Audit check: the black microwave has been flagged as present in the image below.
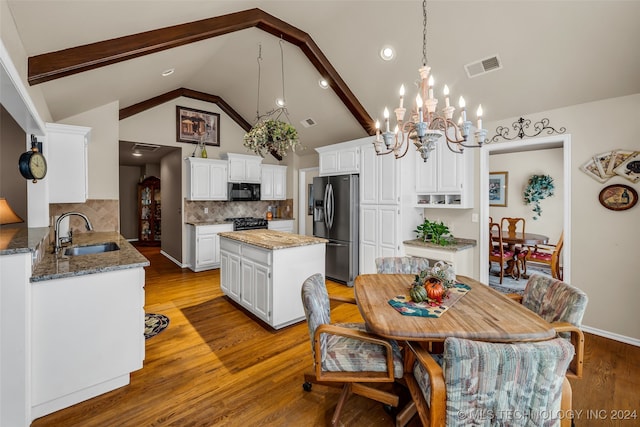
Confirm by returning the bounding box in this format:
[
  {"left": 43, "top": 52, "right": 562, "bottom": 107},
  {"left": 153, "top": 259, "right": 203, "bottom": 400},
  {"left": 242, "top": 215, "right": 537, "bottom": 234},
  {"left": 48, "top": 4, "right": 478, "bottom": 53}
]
[{"left": 228, "top": 182, "right": 261, "bottom": 201}]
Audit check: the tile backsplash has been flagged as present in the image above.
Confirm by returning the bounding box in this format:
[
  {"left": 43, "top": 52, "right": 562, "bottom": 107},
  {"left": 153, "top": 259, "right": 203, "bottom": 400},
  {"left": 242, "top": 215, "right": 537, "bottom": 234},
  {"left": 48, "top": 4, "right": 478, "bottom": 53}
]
[
  {"left": 49, "top": 199, "right": 119, "bottom": 233},
  {"left": 185, "top": 199, "right": 293, "bottom": 223}
]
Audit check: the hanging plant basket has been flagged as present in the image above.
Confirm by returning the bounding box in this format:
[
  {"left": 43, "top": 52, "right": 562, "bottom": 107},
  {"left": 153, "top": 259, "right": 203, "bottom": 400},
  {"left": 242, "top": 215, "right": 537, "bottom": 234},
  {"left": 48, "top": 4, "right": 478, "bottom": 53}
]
[
  {"left": 243, "top": 119, "right": 300, "bottom": 158},
  {"left": 523, "top": 174, "right": 555, "bottom": 219}
]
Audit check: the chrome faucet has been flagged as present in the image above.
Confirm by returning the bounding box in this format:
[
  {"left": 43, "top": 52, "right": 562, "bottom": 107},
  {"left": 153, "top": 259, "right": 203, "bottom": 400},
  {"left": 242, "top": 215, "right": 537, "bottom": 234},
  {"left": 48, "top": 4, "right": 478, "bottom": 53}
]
[{"left": 53, "top": 212, "right": 93, "bottom": 254}]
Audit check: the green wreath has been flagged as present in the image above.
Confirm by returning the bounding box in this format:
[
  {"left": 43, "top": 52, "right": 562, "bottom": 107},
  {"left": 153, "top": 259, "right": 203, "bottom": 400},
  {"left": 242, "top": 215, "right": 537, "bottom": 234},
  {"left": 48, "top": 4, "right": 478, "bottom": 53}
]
[{"left": 523, "top": 174, "right": 555, "bottom": 220}]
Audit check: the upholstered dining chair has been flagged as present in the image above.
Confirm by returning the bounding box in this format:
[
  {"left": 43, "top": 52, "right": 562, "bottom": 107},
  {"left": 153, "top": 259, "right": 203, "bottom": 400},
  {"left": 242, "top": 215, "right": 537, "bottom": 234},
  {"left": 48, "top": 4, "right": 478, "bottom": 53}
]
[
  {"left": 489, "top": 222, "right": 520, "bottom": 284},
  {"left": 526, "top": 231, "right": 564, "bottom": 279},
  {"left": 375, "top": 256, "right": 430, "bottom": 274},
  {"left": 398, "top": 337, "right": 575, "bottom": 427},
  {"left": 300, "top": 273, "right": 403, "bottom": 426},
  {"left": 509, "top": 274, "right": 588, "bottom": 379}
]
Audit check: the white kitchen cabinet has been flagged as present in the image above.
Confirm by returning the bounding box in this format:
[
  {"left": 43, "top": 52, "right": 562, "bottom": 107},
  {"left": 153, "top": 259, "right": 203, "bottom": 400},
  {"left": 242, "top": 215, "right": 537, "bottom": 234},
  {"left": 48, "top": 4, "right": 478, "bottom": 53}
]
[
  {"left": 46, "top": 122, "right": 90, "bottom": 203},
  {"left": 187, "top": 223, "right": 234, "bottom": 272},
  {"left": 268, "top": 219, "right": 294, "bottom": 233},
  {"left": 220, "top": 235, "right": 325, "bottom": 329},
  {"left": 186, "top": 157, "right": 228, "bottom": 200},
  {"left": 360, "top": 204, "right": 400, "bottom": 274},
  {"left": 221, "top": 153, "right": 262, "bottom": 183},
  {"left": 261, "top": 164, "right": 287, "bottom": 200},
  {"left": 316, "top": 139, "right": 363, "bottom": 176},
  {"left": 414, "top": 141, "right": 474, "bottom": 208},
  {"left": 360, "top": 140, "right": 399, "bottom": 205},
  {"left": 31, "top": 267, "right": 145, "bottom": 419}
]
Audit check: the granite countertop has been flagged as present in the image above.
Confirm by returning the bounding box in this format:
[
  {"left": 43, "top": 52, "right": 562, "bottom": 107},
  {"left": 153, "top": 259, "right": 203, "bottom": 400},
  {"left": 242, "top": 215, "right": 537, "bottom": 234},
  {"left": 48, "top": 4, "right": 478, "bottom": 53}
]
[
  {"left": 31, "top": 231, "right": 149, "bottom": 282},
  {"left": 0, "top": 227, "right": 50, "bottom": 255},
  {"left": 219, "top": 229, "right": 327, "bottom": 250},
  {"left": 403, "top": 237, "right": 477, "bottom": 252}
]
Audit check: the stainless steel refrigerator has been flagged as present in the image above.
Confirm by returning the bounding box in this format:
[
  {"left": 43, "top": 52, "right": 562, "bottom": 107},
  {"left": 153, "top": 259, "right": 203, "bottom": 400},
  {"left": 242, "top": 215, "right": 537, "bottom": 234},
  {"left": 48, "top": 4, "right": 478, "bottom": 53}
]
[{"left": 313, "top": 174, "right": 359, "bottom": 286}]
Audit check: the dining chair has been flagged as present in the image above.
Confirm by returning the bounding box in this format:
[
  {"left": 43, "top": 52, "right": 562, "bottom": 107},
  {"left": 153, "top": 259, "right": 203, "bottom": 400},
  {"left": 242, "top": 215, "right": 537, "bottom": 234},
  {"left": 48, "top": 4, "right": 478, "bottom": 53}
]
[
  {"left": 509, "top": 274, "right": 588, "bottom": 379},
  {"left": 526, "top": 231, "right": 564, "bottom": 279},
  {"left": 375, "top": 256, "right": 430, "bottom": 274},
  {"left": 500, "top": 216, "right": 529, "bottom": 276},
  {"left": 398, "top": 337, "right": 574, "bottom": 427},
  {"left": 300, "top": 273, "right": 403, "bottom": 426},
  {"left": 489, "top": 222, "right": 519, "bottom": 284}
]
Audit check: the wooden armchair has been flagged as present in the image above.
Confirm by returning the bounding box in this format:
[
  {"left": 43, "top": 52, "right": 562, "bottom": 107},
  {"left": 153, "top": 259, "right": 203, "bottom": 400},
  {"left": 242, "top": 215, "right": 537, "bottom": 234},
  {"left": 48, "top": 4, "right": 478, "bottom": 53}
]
[
  {"left": 300, "top": 274, "right": 403, "bottom": 426},
  {"left": 507, "top": 273, "right": 588, "bottom": 379},
  {"left": 399, "top": 337, "right": 574, "bottom": 427},
  {"left": 526, "top": 231, "right": 564, "bottom": 279}
]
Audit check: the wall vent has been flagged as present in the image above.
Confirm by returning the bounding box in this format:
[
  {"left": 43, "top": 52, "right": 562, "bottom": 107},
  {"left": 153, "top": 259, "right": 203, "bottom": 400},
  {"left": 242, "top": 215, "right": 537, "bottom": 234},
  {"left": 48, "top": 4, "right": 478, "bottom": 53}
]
[
  {"left": 464, "top": 54, "right": 502, "bottom": 78},
  {"left": 300, "top": 117, "right": 317, "bottom": 128},
  {"left": 132, "top": 143, "right": 161, "bottom": 152}
]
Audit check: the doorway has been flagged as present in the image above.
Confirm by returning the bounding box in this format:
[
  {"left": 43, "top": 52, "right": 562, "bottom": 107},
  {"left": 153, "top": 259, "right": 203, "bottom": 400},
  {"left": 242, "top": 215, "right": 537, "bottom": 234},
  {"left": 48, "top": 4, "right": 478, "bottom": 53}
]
[
  {"left": 479, "top": 134, "right": 571, "bottom": 284},
  {"left": 298, "top": 167, "right": 319, "bottom": 236}
]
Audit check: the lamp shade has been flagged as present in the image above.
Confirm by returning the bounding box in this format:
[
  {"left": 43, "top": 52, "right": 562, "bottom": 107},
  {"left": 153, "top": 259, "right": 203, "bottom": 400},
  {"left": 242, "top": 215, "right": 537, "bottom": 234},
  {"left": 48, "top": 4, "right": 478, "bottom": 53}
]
[{"left": 0, "top": 198, "right": 24, "bottom": 225}]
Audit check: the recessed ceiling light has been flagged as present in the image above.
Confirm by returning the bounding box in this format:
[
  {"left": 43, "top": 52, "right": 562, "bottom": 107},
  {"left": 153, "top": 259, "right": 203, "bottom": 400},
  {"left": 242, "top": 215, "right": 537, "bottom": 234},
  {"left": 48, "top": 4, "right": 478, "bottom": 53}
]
[
  {"left": 275, "top": 98, "right": 286, "bottom": 107},
  {"left": 380, "top": 46, "right": 395, "bottom": 61},
  {"left": 132, "top": 151, "right": 142, "bottom": 157},
  {"left": 161, "top": 68, "right": 175, "bottom": 77},
  {"left": 318, "top": 78, "right": 329, "bottom": 89}
]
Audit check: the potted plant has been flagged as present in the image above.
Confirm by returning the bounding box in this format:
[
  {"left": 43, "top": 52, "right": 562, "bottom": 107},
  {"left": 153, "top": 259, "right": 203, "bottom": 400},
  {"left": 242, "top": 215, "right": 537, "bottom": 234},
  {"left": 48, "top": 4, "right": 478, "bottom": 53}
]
[
  {"left": 523, "top": 174, "right": 555, "bottom": 219},
  {"left": 243, "top": 119, "right": 300, "bottom": 158},
  {"left": 414, "top": 219, "right": 453, "bottom": 246}
]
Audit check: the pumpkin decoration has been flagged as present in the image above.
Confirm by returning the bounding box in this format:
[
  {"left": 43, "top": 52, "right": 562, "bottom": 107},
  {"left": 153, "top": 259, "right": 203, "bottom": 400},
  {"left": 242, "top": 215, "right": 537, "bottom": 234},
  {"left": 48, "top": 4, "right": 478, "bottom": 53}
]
[
  {"left": 409, "top": 276, "right": 429, "bottom": 303},
  {"left": 424, "top": 277, "right": 445, "bottom": 303}
]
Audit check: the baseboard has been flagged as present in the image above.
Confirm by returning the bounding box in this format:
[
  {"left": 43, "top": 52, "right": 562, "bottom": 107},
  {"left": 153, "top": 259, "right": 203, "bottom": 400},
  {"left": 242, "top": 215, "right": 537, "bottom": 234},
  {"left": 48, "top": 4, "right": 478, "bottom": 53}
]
[
  {"left": 160, "top": 250, "right": 187, "bottom": 268},
  {"left": 581, "top": 325, "right": 640, "bottom": 347}
]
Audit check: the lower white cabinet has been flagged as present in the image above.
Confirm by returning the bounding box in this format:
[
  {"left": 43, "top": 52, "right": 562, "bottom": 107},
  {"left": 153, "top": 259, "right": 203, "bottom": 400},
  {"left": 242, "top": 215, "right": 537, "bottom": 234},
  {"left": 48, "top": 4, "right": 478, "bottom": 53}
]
[
  {"left": 220, "top": 236, "right": 325, "bottom": 329},
  {"left": 267, "top": 219, "right": 294, "bottom": 233},
  {"left": 188, "top": 223, "right": 234, "bottom": 271},
  {"left": 31, "top": 268, "right": 145, "bottom": 420},
  {"left": 360, "top": 205, "right": 400, "bottom": 274}
]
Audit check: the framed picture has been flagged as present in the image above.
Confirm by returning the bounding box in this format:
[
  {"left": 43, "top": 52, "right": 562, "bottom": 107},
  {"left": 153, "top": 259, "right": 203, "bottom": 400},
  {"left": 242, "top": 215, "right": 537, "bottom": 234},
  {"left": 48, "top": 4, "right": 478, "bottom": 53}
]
[
  {"left": 489, "top": 171, "right": 508, "bottom": 207},
  {"left": 598, "top": 184, "right": 638, "bottom": 211},
  {"left": 176, "top": 106, "right": 220, "bottom": 146}
]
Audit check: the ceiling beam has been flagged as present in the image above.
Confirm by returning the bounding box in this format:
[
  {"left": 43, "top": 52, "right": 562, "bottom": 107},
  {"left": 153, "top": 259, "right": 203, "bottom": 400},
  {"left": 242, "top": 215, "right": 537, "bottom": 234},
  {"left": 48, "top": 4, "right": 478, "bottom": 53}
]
[{"left": 28, "top": 8, "right": 374, "bottom": 135}]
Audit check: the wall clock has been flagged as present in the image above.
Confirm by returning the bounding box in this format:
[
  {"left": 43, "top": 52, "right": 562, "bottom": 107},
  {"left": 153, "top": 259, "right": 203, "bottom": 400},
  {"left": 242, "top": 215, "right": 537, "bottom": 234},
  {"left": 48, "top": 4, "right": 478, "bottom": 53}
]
[{"left": 18, "top": 136, "right": 47, "bottom": 183}]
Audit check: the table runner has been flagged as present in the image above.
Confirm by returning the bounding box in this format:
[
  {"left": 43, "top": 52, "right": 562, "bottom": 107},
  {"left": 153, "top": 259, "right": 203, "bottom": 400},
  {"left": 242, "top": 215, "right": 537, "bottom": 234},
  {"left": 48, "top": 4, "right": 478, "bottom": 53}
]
[{"left": 388, "top": 283, "right": 471, "bottom": 318}]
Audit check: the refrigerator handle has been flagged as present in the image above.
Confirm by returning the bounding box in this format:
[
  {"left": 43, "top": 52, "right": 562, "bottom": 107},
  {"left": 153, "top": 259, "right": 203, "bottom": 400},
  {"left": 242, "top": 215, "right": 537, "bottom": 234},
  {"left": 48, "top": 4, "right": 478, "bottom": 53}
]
[
  {"left": 328, "top": 183, "right": 335, "bottom": 229},
  {"left": 323, "top": 183, "right": 331, "bottom": 230}
]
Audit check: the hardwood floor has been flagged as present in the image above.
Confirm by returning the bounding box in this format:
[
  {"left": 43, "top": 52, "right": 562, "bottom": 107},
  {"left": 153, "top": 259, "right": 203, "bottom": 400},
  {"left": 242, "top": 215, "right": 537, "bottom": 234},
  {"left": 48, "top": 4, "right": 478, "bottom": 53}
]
[{"left": 32, "top": 246, "right": 639, "bottom": 426}]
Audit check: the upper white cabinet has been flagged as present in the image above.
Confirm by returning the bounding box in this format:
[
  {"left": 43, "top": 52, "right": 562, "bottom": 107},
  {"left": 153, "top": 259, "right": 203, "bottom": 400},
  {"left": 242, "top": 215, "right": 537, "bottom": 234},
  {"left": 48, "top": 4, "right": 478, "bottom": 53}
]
[
  {"left": 316, "top": 138, "right": 365, "bottom": 176},
  {"left": 46, "top": 122, "right": 90, "bottom": 203},
  {"left": 186, "top": 157, "right": 228, "bottom": 201},
  {"left": 221, "top": 153, "right": 262, "bottom": 183},
  {"left": 360, "top": 140, "right": 399, "bottom": 205},
  {"left": 261, "top": 164, "right": 287, "bottom": 200},
  {"left": 414, "top": 141, "right": 474, "bottom": 208}
]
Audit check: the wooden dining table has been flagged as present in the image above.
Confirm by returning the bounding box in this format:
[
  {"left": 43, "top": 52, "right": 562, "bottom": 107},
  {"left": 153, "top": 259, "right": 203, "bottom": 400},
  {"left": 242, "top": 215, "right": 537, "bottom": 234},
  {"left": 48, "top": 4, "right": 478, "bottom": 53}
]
[{"left": 354, "top": 274, "right": 556, "bottom": 343}]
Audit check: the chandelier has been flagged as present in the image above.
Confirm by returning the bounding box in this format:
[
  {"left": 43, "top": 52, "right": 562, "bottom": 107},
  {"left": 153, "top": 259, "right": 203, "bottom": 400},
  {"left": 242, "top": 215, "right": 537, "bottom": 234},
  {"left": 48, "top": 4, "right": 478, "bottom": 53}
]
[{"left": 374, "top": 0, "right": 487, "bottom": 162}]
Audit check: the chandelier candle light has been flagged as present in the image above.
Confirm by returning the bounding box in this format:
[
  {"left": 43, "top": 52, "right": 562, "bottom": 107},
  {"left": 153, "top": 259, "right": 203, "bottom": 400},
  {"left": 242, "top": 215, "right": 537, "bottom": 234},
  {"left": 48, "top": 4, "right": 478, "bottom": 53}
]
[{"left": 374, "top": 0, "right": 488, "bottom": 162}]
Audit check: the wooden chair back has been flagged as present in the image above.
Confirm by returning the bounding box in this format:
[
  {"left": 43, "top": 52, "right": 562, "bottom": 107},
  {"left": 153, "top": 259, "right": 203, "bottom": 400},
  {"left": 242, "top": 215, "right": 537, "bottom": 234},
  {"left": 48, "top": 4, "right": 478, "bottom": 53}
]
[
  {"left": 489, "top": 222, "right": 516, "bottom": 284},
  {"left": 501, "top": 216, "right": 526, "bottom": 236}
]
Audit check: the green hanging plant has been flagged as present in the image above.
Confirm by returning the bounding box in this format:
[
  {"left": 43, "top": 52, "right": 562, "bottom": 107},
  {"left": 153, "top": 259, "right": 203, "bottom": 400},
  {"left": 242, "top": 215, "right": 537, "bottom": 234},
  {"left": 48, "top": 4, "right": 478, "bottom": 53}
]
[
  {"left": 523, "top": 174, "right": 555, "bottom": 220},
  {"left": 243, "top": 119, "right": 300, "bottom": 158}
]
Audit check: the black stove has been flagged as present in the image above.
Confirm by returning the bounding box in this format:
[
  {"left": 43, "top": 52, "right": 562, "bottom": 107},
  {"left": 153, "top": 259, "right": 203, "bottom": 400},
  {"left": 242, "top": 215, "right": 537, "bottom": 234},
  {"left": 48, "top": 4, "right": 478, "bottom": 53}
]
[{"left": 225, "top": 217, "right": 268, "bottom": 231}]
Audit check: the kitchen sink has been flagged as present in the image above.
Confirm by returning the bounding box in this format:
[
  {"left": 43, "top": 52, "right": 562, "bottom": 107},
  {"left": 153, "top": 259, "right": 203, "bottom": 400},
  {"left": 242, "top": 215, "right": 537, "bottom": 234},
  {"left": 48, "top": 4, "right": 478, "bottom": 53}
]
[{"left": 64, "top": 242, "right": 120, "bottom": 256}]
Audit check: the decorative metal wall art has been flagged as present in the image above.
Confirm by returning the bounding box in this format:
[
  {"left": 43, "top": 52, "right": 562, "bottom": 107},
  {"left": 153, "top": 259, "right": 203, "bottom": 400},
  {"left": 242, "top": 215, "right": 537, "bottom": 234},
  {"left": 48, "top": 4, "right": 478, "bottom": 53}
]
[{"left": 487, "top": 117, "right": 566, "bottom": 143}]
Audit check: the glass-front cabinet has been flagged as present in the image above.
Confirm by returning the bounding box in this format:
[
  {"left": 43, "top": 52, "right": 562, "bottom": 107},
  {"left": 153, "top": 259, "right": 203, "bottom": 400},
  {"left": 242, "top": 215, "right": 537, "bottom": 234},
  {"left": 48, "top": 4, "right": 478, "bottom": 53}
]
[{"left": 138, "top": 176, "right": 161, "bottom": 245}]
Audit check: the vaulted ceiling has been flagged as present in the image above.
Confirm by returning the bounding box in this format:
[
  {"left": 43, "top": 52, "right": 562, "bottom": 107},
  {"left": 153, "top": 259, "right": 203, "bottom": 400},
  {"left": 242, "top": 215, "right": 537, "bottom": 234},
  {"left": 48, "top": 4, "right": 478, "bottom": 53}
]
[{"left": 7, "top": 1, "right": 640, "bottom": 157}]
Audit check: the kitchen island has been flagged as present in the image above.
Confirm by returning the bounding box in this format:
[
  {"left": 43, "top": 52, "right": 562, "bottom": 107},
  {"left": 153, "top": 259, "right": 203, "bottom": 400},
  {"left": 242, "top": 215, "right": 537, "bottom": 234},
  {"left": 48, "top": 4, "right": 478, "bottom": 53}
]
[{"left": 219, "top": 229, "right": 327, "bottom": 329}]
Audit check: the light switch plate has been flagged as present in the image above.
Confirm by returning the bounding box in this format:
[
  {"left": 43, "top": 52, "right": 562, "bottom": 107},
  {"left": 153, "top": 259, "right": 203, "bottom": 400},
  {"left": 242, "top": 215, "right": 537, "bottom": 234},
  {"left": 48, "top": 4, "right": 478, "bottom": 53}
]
[{"left": 471, "top": 213, "right": 478, "bottom": 223}]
